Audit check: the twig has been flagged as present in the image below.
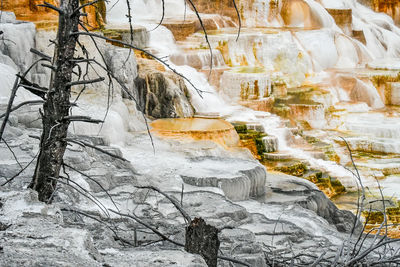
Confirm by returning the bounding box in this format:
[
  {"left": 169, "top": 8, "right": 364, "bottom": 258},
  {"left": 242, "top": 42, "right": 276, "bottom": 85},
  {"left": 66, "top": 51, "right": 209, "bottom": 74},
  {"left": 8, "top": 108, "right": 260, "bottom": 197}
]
[
  {"left": 61, "top": 207, "right": 134, "bottom": 247},
  {"left": 37, "top": 1, "right": 63, "bottom": 14},
  {"left": 52, "top": 176, "right": 110, "bottom": 218},
  {"left": 1, "top": 137, "right": 22, "bottom": 168},
  {"left": 135, "top": 185, "right": 191, "bottom": 224},
  {"left": 65, "top": 77, "right": 105, "bottom": 87},
  {"left": 149, "top": 0, "right": 165, "bottom": 31},
  {"left": 1, "top": 151, "right": 38, "bottom": 186},
  {"left": 65, "top": 138, "right": 128, "bottom": 162},
  {"left": 69, "top": 31, "right": 206, "bottom": 96},
  {"left": 63, "top": 162, "right": 120, "bottom": 212},
  {"left": 29, "top": 48, "right": 52, "bottom": 61},
  {"left": 231, "top": 0, "right": 241, "bottom": 41},
  {"left": 0, "top": 74, "right": 20, "bottom": 142},
  {"left": 185, "top": 0, "right": 213, "bottom": 77},
  {"left": 72, "top": 0, "right": 99, "bottom": 16},
  {"left": 62, "top": 115, "right": 103, "bottom": 124},
  {"left": 0, "top": 100, "right": 44, "bottom": 119},
  {"left": 109, "top": 209, "right": 184, "bottom": 247}
]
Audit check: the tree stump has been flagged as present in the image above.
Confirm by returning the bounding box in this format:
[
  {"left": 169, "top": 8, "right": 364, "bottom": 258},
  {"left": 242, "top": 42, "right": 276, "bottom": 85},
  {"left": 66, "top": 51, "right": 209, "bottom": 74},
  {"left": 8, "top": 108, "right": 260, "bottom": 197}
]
[{"left": 185, "top": 217, "right": 220, "bottom": 267}]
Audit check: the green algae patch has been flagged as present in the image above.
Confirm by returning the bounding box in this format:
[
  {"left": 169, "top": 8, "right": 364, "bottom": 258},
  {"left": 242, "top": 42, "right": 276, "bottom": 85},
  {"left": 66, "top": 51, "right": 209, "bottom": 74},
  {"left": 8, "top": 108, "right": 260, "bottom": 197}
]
[
  {"left": 273, "top": 161, "right": 307, "bottom": 177},
  {"left": 239, "top": 130, "right": 267, "bottom": 156},
  {"left": 232, "top": 122, "right": 268, "bottom": 159},
  {"left": 304, "top": 171, "right": 346, "bottom": 198},
  {"left": 232, "top": 122, "right": 248, "bottom": 134}
]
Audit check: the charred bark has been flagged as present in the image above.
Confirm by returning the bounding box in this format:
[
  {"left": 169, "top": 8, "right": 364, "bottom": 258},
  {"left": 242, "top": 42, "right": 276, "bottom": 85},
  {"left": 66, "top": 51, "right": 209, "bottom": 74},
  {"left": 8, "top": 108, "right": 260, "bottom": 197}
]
[
  {"left": 185, "top": 217, "right": 220, "bottom": 267},
  {"left": 29, "top": 0, "right": 80, "bottom": 202}
]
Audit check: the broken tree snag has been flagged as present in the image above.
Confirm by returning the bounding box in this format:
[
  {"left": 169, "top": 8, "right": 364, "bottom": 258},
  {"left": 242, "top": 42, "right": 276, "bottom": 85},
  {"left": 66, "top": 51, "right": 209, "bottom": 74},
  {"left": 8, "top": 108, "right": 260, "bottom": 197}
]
[
  {"left": 29, "top": 0, "right": 81, "bottom": 203},
  {"left": 185, "top": 217, "right": 220, "bottom": 267}
]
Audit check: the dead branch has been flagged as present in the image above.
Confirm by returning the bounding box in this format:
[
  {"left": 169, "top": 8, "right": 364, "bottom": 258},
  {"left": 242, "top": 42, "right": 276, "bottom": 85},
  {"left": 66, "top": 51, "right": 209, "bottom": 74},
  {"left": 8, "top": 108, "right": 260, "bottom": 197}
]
[
  {"left": 41, "top": 63, "right": 57, "bottom": 71},
  {"left": 345, "top": 239, "right": 400, "bottom": 266},
  {"left": 61, "top": 207, "right": 134, "bottom": 246},
  {"left": 0, "top": 100, "right": 44, "bottom": 119},
  {"left": 1, "top": 137, "right": 22, "bottom": 168},
  {"left": 69, "top": 31, "right": 207, "bottom": 96},
  {"left": 72, "top": 0, "right": 100, "bottom": 16},
  {"left": 231, "top": 0, "right": 241, "bottom": 41},
  {"left": 185, "top": 0, "right": 213, "bottom": 76},
  {"left": 18, "top": 84, "right": 48, "bottom": 99},
  {"left": 62, "top": 115, "right": 103, "bottom": 124},
  {"left": 1, "top": 151, "right": 38, "bottom": 186},
  {"left": 29, "top": 48, "right": 52, "bottom": 61},
  {"left": 110, "top": 209, "right": 251, "bottom": 266},
  {"left": 63, "top": 162, "right": 120, "bottom": 212},
  {"left": 0, "top": 74, "right": 20, "bottom": 142},
  {"left": 37, "top": 1, "right": 63, "bottom": 14},
  {"left": 65, "top": 138, "right": 128, "bottom": 162},
  {"left": 109, "top": 209, "right": 184, "bottom": 247},
  {"left": 149, "top": 0, "right": 165, "bottom": 31},
  {"left": 51, "top": 176, "right": 110, "bottom": 218},
  {"left": 135, "top": 185, "right": 191, "bottom": 224},
  {"left": 65, "top": 77, "right": 105, "bottom": 87},
  {"left": 218, "top": 255, "right": 251, "bottom": 267}
]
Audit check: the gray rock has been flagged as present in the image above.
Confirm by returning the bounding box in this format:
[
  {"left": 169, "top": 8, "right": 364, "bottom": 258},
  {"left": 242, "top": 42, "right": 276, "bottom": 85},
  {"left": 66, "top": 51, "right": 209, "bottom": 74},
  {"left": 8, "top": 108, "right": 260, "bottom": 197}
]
[
  {"left": 219, "top": 228, "right": 266, "bottom": 267},
  {"left": 102, "top": 249, "right": 207, "bottom": 267},
  {"left": 264, "top": 173, "right": 358, "bottom": 233},
  {"left": 0, "top": 54, "right": 18, "bottom": 70},
  {"left": 0, "top": 11, "right": 16, "bottom": 23},
  {"left": 0, "top": 21, "right": 36, "bottom": 75},
  {"left": 16, "top": 107, "right": 42, "bottom": 129},
  {"left": 103, "top": 45, "right": 138, "bottom": 99},
  {"left": 135, "top": 59, "right": 194, "bottom": 118},
  {"left": 180, "top": 157, "right": 266, "bottom": 201}
]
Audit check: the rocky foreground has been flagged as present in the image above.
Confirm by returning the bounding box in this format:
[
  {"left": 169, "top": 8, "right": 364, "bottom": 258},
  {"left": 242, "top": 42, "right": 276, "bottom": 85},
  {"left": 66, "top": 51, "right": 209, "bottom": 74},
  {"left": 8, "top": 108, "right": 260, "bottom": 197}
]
[
  {"left": 0, "top": 7, "right": 399, "bottom": 266},
  {"left": 1, "top": 106, "right": 395, "bottom": 267}
]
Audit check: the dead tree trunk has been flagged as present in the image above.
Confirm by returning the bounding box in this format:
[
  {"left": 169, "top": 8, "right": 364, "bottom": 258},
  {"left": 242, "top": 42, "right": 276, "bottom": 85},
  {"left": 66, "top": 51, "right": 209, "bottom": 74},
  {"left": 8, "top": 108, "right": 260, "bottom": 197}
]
[
  {"left": 185, "top": 217, "right": 220, "bottom": 267},
  {"left": 29, "top": 0, "right": 80, "bottom": 202}
]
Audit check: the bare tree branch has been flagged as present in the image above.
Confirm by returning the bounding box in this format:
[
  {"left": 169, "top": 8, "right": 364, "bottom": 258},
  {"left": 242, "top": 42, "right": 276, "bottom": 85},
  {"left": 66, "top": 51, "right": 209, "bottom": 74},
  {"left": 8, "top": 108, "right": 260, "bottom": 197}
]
[
  {"left": 0, "top": 74, "right": 20, "bottom": 142},
  {"left": 37, "top": 1, "right": 63, "bottom": 14},
  {"left": 135, "top": 185, "right": 191, "bottom": 224},
  {"left": 65, "top": 138, "right": 128, "bottom": 162},
  {"left": 69, "top": 31, "right": 207, "bottom": 96}
]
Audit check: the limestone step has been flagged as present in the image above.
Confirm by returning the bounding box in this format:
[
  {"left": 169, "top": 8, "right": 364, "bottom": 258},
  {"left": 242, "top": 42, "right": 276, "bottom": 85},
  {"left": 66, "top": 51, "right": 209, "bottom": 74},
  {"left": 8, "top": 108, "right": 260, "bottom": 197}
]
[
  {"left": 194, "top": 112, "right": 221, "bottom": 119},
  {"left": 180, "top": 157, "right": 266, "bottom": 201},
  {"left": 263, "top": 151, "right": 294, "bottom": 161}
]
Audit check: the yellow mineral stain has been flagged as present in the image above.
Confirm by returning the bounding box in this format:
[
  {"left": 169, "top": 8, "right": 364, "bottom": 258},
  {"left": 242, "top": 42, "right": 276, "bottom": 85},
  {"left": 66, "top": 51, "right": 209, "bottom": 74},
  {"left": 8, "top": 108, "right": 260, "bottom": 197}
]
[
  {"left": 151, "top": 118, "right": 240, "bottom": 147},
  {"left": 280, "top": 0, "right": 321, "bottom": 29},
  {"left": 216, "top": 41, "right": 231, "bottom": 67}
]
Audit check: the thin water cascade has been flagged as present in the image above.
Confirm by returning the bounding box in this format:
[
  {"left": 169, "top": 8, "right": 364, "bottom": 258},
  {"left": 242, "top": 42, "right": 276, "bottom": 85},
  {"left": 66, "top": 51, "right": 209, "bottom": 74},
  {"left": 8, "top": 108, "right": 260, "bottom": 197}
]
[
  {"left": 102, "top": 0, "right": 400, "bottom": 193},
  {"left": 4, "top": 3, "right": 400, "bottom": 264}
]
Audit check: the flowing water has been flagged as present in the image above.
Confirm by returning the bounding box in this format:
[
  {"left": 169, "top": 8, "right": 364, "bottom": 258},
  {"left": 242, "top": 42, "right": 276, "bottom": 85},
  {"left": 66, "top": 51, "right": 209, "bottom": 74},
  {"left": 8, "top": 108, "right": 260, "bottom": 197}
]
[
  {"left": 101, "top": 0, "right": 400, "bottom": 198},
  {"left": 1, "top": 1, "right": 399, "bottom": 225}
]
